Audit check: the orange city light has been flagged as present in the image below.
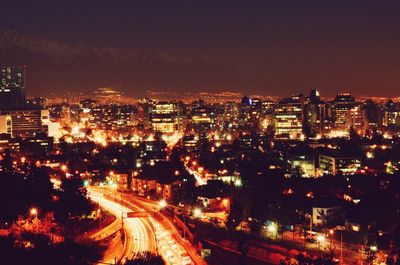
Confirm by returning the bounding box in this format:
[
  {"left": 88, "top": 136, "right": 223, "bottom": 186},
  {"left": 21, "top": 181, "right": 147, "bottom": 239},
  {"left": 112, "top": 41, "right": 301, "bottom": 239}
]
[{"left": 30, "top": 207, "right": 38, "bottom": 216}]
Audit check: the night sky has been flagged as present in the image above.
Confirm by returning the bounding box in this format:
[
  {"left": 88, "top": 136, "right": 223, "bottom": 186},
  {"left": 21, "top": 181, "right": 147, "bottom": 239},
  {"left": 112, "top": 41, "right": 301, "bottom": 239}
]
[{"left": 1, "top": 1, "right": 400, "bottom": 97}]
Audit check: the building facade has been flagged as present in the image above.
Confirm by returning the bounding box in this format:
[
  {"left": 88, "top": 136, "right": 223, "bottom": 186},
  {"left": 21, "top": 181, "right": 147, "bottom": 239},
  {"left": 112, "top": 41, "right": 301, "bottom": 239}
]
[
  {"left": 274, "top": 95, "right": 304, "bottom": 139},
  {"left": 0, "top": 66, "right": 26, "bottom": 110},
  {"left": 150, "top": 102, "right": 180, "bottom": 133}
]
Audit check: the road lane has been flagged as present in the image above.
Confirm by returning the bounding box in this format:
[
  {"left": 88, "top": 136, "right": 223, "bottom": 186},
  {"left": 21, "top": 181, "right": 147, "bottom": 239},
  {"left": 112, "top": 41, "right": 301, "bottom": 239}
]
[
  {"left": 88, "top": 190, "right": 156, "bottom": 264},
  {"left": 90, "top": 186, "right": 199, "bottom": 265}
]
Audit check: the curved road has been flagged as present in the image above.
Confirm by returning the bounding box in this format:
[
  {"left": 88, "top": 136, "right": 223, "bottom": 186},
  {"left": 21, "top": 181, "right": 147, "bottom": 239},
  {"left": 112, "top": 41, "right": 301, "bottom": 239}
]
[
  {"left": 89, "top": 187, "right": 198, "bottom": 265},
  {"left": 88, "top": 189, "right": 157, "bottom": 264}
]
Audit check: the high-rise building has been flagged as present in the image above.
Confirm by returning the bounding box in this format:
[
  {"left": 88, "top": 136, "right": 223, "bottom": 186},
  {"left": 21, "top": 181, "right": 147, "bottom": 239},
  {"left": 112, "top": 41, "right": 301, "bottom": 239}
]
[
  {"left": 332, "top": 93, "right": 366, "bottom": 133},
  {"left": 150, "top": 102, "right": 181, "bottom": 134},
  {"left": 274, "top": 95, "right": 304, "bottom": 139},
  {"left": 5, "top": 109, "right": 45, "bottom": 137},
  {"left": 382, "top": 100, "right": 400, "bottom": 127},
  {"left": 239, "top": 96, "right": 251, "bottom": 123},
  {"left": 332, "top": 93, "right": 355, "bottom": 130},
  {"left": 362, "top": 100, "right": 382, "bottom": 128},
  {"left": 0, "top": 66, "right": 26, "bottom": 110},
  {"left": 190, "top": 100, "right": 215, "bottom": 131},
  {"left": 303, "top": 90, "right": 330, "bottom": 137},
  {"left": 89, "top": 104, "right": 135, "bottom": 130}
]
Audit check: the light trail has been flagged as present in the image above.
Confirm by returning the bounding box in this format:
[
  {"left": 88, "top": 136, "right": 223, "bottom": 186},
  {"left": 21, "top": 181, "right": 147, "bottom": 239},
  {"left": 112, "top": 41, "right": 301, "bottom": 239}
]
[
  {"left": 88, "top": 191, "right": 156, "bottom": 264},
  {"left": 89, "top": 188, "right": 196, "bottom": 265},
  {"left": 184, "top": 164, "right": 207, "bottom": 186}
]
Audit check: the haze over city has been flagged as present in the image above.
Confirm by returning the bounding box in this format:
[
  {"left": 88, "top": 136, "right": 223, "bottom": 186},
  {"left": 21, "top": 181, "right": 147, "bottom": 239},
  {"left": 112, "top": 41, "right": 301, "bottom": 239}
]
[{"left": 2, "top": 1, "right": 400, "bottom": 97}]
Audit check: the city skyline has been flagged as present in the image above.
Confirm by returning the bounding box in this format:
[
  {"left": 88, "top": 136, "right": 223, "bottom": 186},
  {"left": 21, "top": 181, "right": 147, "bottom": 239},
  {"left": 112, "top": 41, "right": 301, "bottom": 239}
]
[
  {"left": 2, "top": 2, "right": 400, "bottom": 265},
  {"left": 2, "top": 1, "right": 400, "bottom": 97}
]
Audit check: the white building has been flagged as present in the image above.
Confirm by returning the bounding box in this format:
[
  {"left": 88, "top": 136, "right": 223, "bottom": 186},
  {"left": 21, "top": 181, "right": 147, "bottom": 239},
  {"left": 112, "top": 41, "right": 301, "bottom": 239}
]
[
  {"left": 0, "top": 115, "right": 12, "bottom": 135},
  {"left": 312, "top": 205, "right": 341, "bottom": 226}
]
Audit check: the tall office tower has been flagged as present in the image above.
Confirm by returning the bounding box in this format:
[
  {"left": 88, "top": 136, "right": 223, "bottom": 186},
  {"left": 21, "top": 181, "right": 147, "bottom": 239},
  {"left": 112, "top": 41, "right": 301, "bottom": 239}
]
[
  {"left": 362, "top": 100, "right": 382, "bottom": 128},
  {"left": 333, "top": 93, "right": 366, "bottom": 133},
  {"left": 239, "top": 96, "right": 251, "bottom": 123},
  {"left": 260, "top": 100, "right": 276, "bottom": 131},
  {"left": 190, "top": 100, "right": 215, "bottom": 131},
  {"left": 0, "top": 66, "right": 26, "bottom": 110},
  {"left": 382, "top": 100, "right": 400, "bottom": 127},
  {"left": 248, "top": 97, "right": 262, "bottom": 126},
  {"left": 332, "top": 93, "right": 356, "bottom": 130},
  {"left": 150, "top": 102, "right": 181, "bottom": 134},
  {"left": 274, "top": 94, "right": 304, "bottom": 139},
  {"left": 223, "top": 101, "right": 238, "bottom": 120},
  {"left": 303, "top": 89, "right": 329, "bottom": 137}
]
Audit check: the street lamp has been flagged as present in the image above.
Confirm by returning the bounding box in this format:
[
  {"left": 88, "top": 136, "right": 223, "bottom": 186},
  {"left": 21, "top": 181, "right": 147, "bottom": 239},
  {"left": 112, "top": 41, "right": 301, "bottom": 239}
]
[
  {"left": 317, "top": 234, "right": 325, "bottom": 254},
  {"left": 61, "top": 164, "right": 67, "bottom": 172},
  {"left": 366, "top": 151, "right": 374, "bottom": 159},
  {"left": 267, "top": 223, "right": 277, "bottom": 233},
  {"left": 30, "top": 207, "right": 38, "bottom": 218},
  {"left": 370, "top": 245, "right": 377, "bottom": 252},
  {"left": 267, "top": 223, "right": 278, "bottom": 239},
  {"left": 369, "top": 245, "right": 378, "bottom": 263},
  {"left": 234, "top": 178, "right": 242, "bottom": 188},
  {"left": 159, "top": 199, "right": 167, "bottom": 209},
  {"left": 329, "top": 229, "right": 334, "bottom": 250},
  {"left": 193, "top": 208, "right": 202, "bottom": 218}
]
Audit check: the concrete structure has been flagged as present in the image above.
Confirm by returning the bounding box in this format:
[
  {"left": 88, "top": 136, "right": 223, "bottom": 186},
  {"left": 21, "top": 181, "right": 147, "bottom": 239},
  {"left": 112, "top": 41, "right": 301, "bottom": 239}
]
[
  {"left": 274, "top": 95, "right": 304, "bottom": 139},
  {"left": 0, "top": 115, "right": 12, "bottom": 135},
  {"left": 312, "top": 205, "right": 341, "bottom": 226},
  {"left": 0, "top": 66, "right": 26, "bottom": 110},
  {"left": 6, "top": 109, "right": 44, "bottom": 137},
  {"left": 150, "top": 102, "right": 180, "bottom": 133},
  {"left": 319, "top": 152, "right": 361, "bottom": 175}
]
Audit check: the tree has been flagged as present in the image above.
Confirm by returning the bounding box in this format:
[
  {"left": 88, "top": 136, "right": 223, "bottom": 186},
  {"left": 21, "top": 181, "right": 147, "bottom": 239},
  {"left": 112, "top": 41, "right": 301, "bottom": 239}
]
[
  {"left": 226, "top": 199, "right": 243, "bottom": 230},
  {"left": 1, "top": 148, "right": 13, "bottom": 171},
  {"left": 125, "top": 252, "right": 165, "bottom": 265}
]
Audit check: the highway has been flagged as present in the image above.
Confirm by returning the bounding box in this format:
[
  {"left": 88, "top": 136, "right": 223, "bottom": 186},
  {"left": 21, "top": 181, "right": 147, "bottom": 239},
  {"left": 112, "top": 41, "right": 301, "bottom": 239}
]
[
  {"left": 113, "top": 190, "right": 206, "bottom": 265},
  {"left": 88, "top": 189, "right": 157, "bottom": 264},
  {"left": 89, "top": 187, "right": 196, "bottom": 265}
]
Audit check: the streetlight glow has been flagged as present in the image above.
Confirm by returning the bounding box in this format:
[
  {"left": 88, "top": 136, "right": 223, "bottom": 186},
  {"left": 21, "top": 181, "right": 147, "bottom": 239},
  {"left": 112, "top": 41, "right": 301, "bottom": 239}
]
[
  {"left": 159, "top": 199, "right": 167, "bottom": 209},
  {"left": 317, "top": 234, "right": 326, "bottom": 242},
  {"left": 30, "top": 207, "right": 38, "bottom": 217},
  {"left": 267, "top": 223, "right": 277, "bottom": 233},
  {"left": 193, "top": 208, "right": 202, "bottom": 218},
  {"left": 61, "top": 164, "right": 67, "bottom": 172},
  {"left": 234, "top": 178, "right": 242, "bottom": 187}
]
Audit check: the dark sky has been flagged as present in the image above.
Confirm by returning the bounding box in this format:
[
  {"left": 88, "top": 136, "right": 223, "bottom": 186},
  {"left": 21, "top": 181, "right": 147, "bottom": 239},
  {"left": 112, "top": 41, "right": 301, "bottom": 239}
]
[{"left": 1, "top": 1, "right": 400, "bottom": 97}]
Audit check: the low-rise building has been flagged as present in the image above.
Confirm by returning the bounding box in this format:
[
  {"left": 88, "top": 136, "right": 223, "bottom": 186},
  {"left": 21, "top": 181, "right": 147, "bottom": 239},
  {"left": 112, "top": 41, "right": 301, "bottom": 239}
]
[
  {"left": 155, "top": 179, "right": 185, "bottom": 203},
  {"left": 131, "top": 175, "right": 157, "bottom": 195},
  {"left": 318, "top": 150, "right": 361, "bottom": 175},
  {"left": 312, "top": 204, "right": 341, "bottom": 226}
]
